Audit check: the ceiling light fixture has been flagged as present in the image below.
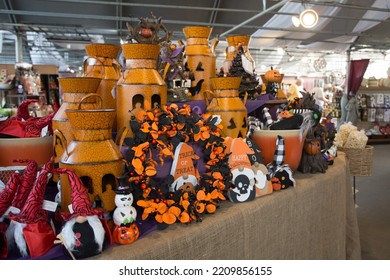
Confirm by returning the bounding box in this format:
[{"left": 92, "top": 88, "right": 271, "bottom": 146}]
[
  {"left": 291, "top": 7, "right": 319, "bottom": 29},
  {"left": 299, "top": 9, "right": 319, "bottom": 28}
]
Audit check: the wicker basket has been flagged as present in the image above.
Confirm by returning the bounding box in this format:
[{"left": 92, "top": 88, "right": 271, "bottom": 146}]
[
  {"left": 338, "top": 145, "right": 374, "bottom": 176},
  {"left": 0, "top": 166, "right": 26, "bottom": 184}
]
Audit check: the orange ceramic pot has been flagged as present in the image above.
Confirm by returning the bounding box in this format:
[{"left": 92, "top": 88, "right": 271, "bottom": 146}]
[
  {"left": 116, "top": 43, "right": 167, "bottom": 136},
  {"left": 55, "top": 95, "right": 125, "bottom": 212},
  {"left": 53, "top": 77, "right": 101, "bottom": 162},
  {"left": 205, "top": 77, "right": 248, "bottom": 138},
  {"left": 183, "top": 26, "right": 217, "bottom": 100},
  {"left": 250, "top": 129, "right": 305, "bottom": 172}
]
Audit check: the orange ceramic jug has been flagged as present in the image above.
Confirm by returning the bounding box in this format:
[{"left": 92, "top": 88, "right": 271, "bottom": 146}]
[
  {"left": 84, "top": 43, "right": 122, "bottom": 129},
  {"left": 116, "top": 43, "right": 167, "bottom": 136},
  {"left": 54, "top": 94, "right": 126, "bottom": 212},
  {"left": 52, "top": 77, "right": 101, "bottom": 162},
  {"left": 205, "top": 77, "right": 248, "bottom": 138},
  {"left": 183, "top": 26, "right": 218, "bottom": 100}
]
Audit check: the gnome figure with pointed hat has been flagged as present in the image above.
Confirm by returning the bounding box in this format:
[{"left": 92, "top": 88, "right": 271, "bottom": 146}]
[
  {"left": 54, "top": 168, "right": 105, "bottom": 259},
  {"left": 6, "top": 158, "right": 56, "bottom": 258}
]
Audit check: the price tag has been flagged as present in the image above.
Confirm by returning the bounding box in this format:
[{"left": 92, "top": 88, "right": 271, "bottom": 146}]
[
  {"left": 68, "top": 204, "right": 74, "bottom": 214},
  {"left": 42, "top": 200, "right": 58, "bottom": 212}
]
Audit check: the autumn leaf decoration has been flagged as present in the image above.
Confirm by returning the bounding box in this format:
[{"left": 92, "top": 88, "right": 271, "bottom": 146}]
[{"left": 122, "top": 103, "right": 231, "bottom": 225}]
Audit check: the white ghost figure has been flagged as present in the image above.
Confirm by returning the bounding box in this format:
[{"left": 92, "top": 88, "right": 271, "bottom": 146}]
[{"left": 113, "top": 192, "right": 137, "bottom": 226}]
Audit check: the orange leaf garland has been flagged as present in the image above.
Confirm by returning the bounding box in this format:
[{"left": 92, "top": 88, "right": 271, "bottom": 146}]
[
  {"left": 162, "top": 212, "right": 176, "bottom": 224},
  {"left": 142, "top": 211, "right": 149, "bottom": 220},
  {"left": 147, "top": 112, "right": 154, "bottom": 120},
  {"left": 137, "top": 200, "right": 150, "bottom": 208},
  {"left": 196, "top": 190, "right": 206, "bottom": 201},
  {"left": 145, "top": 166, "right": 157, "bottom": 176},
  {"left": 155, "top": 214, "right": 164, "bottom": 223},
  {"left": 168, "top": 206, "right": 181, "bottom": 217},
  {"left": 206, "top": 203, "right": 216, "bottom": 213},
  {"left": 181, "top": 199, "right": 190, "bottom": 211},
  {"left": 179, "top": 211, "right": 190, "bottom": 223},
  {"left": 157, "top": 202, "right": 168, "bottom": 214},
  {"left": 212, "top": 171, "right": 223, "bottom": 180}
]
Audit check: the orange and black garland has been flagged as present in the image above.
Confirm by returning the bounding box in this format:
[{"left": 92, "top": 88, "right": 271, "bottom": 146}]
[{"left": 121, "top": 104, "right": 232, "bottom": 225}]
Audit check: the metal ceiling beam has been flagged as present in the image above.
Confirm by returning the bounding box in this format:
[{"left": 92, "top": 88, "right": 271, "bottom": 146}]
[
  {"left": 3, "top": 0, "right": 18, "bottom": 32},
  {"left": 44, "top": 0, "right": 260, "bottom": 14},
  {"left": 2, "top": 18, "right": 389, "bottom": 41},
  {"left": 270, "top": 11, "right": 390, "bottom": 23},
  {"left": 219, "top": 0, "right": 291, "bottom": 37},
  {"left": 209, "top": 0, "right": 221, "bottom": 25},
  {"left": 290, "top": 0, "right": 390, "bottom": 13}
]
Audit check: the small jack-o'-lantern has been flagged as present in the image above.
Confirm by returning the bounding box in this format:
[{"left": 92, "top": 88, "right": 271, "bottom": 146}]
[
  {"left": 139, "top": 28, "right": 153, "bottom": 38},
  {"left": 264, "top": 67, "right": 282, "bottom": 83},
  {"left": 304, "top": 139, "right": 321, "bottom": 155},
  {"left": 113, "top": 222, "right": 140, "bottom": 245}
]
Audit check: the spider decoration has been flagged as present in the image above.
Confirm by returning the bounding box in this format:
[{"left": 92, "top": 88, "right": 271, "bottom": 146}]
[
  {"left": 125, "top": 14, "right": 173, "bottom": 44},
  {"left": 121, "top": 104, "right": 232, "bottom": 225}
]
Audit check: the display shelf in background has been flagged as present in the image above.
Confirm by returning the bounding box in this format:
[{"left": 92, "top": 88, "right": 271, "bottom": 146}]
[{"left": 359, "top": 87, "right": 390, "bottom": 144}]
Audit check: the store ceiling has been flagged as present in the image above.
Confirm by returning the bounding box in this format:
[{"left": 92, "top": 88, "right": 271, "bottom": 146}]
[{"left": 1, "top": 0, "right": 390, "bottom": 73}]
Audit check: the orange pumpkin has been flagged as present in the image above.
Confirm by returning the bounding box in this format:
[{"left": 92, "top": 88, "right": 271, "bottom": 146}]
[
  {"left": 139, "top": 28, "right": 153, "bottom": 38},
  {"left": 113, "top": 222, "right": 140, "bottom": 245},
  {"left": 264, "top": 67, "right": 282, "bottom": 82},
  {"left": 304, "top": 139, "right": 321, "bottom": 155}
]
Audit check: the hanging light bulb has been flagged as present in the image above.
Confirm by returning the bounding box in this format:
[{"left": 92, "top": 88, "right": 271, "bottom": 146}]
[{"left": 299, "top": 9, "right": 319, "bottom": 28}]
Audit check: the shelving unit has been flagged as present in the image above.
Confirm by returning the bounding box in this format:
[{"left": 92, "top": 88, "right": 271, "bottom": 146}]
[
  {"left": 359, "top": 87, "right": 390, "bottom": 144},
  {"left": 40, "top": 74, "right": 59, "bottom": 105}
]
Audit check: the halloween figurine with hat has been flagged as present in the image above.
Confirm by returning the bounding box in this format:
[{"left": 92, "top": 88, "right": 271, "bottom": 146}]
[
  {"left": 11, "top": 159, "right": 38, "bottom": 210},
  {"left": 53, "top": 168, "right": 105, "bottom": 259},
  {"left": 7, "top": 158, "right": 56, "bottom": 258},
  {"left": 112, "top": 184, "right": 139, "bottom": 245},
  {"left": 267, "top": 135, "right": 295, "bottom": 191},
  {"left": 0, "top": 172, "right": 20, "bottom": 259},
  {"left": 169, "top": 142, "right": 200, "bottom": 193},
  {"left": 227, "top": 138, "right": 256, "bottom": 203}
]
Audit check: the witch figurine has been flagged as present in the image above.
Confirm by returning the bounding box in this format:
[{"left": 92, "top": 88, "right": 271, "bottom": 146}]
[
  {"left": 7, "top": 158, "right": 56, "bottom": 258},
  {"left": 53, "top": 168, "right": 105, "bottom": 259}
]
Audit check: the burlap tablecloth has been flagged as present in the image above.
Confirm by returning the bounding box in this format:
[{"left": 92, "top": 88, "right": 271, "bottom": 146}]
[{"left": 91, "top": 153, "right": 361, "bottom": 260}]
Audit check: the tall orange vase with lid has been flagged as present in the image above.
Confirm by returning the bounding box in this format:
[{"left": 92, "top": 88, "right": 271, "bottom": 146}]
[
  {"left": 183, "top": 26, "right": 217, "bottom": 100},
  {"left": 116, "top": 43, "right": 167, "bottom": 136}
]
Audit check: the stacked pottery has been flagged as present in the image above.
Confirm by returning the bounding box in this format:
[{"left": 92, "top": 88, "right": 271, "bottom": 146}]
[
  {"left": 205, "top": 76, "right": 248, "bottom": 138},
  {"left": 183, "top": 26, "right": 217, "bottom": 100},
  {"left": 116, "top": 43, "right": 167, "bottom": 136},
  {"left": 84, "top": 43, "right": 121, "bottom": 129},
  {"left": 54, "top": 94, "right": 125, "bottom": 212},
  {"left": 52, "top": 77, "right": 101, "bottom": 162}
]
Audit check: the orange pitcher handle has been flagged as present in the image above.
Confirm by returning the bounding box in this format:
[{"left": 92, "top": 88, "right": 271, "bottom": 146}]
[
  {"left": 112, "top": 61, "right": 123, "bottom": 80},
  {"left": 115, "top": 126, "right": 129, "bottom": 151},
  {"left": 83, "top": 56, "right": 105, "bottom": 78},
  {"left": 243, "top": 91, "right": 248, "bottom": 106},
  {"left": 78, "top": 93, "right": 103, "bottom": 110},
  {"left": 53, "top": 129, "right": 69, "bottom": 160},
  {"left": 203, "top": 90, "right": 214, "bottom": 107},
  {"left": 210, "top": 38, "right": 219, "bottom": 54}
]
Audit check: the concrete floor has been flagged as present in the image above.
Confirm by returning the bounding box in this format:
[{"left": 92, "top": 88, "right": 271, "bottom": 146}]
[{"left": 355, "top": 144, "right": 390, "bottom": 260}]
